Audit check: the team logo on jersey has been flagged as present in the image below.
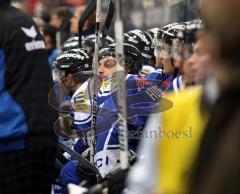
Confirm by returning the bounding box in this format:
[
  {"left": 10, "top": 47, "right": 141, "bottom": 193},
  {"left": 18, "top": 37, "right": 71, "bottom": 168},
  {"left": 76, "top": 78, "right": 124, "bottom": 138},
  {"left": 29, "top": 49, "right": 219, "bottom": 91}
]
[
  {"left": 135, "top": 77, "right": 151, "bottom": 90},
  {"left": 73, "top": 93, "right": 89, "bottom": 111},
  {"left": 21, "top": 26, "right": 37, "bottom": 39},
  {"left": 21, "top": 25, "right": 46, "bottom": 51}
]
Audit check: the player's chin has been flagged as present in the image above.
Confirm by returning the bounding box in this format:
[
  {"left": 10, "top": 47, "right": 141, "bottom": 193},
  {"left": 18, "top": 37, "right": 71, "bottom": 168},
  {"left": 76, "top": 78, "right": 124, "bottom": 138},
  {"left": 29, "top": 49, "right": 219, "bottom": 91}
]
[{"left": 99, "top": 73, "right": 104, "bottom": 79}]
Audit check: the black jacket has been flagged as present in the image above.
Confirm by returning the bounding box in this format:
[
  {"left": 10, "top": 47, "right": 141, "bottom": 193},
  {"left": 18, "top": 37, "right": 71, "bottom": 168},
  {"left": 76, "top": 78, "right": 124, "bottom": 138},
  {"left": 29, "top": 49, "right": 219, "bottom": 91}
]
[
  {"left": 190, "top": 86, "right": 240, "bottom": 194},
  {"left": 0, "top": 0, "right": 57, "bottom": 151}
]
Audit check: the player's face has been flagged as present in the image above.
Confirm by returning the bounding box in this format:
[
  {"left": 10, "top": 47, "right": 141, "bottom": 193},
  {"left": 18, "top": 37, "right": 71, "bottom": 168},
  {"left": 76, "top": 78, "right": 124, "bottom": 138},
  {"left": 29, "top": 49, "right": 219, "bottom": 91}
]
[
  {"left": 182, "top": 47, "right": 196, "bottom": 85},
  {"left": 155, "top": 44, "right": 175, "bottom": 75},
  {"left": 192, "top": 33, "right": 213, "bottom": 83},
  {"left": 99, "top": 56, "right": 118, "bottom": 79},
  {"left": 58, "top": 74, "right": 73, "bottom": 91},
  {"left": 183, "top": 34, "right": 213, "bottom": 85},
  {"left": 173, "top": 42, "right": 189, "bottom": 74},
  {"left": 53, "top": 68, "right": 76, "bottom": 92}
]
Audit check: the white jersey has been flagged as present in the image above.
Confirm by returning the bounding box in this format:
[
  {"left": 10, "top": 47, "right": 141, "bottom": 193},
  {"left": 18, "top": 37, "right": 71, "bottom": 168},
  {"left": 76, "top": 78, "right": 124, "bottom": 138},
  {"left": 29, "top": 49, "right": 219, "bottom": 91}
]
[
  {"left": 139, "top": 64, "right": 158, "bottom": 77},
  {"left": 70, "top": 78, "right": 93, "bottom": 128}
]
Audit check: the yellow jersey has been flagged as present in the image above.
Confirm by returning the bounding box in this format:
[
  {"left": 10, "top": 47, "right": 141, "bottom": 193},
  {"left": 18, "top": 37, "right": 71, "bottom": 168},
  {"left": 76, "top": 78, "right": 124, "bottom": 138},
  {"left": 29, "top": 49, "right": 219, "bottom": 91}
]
[{"left": 155, "top": 87, "right": 209, "bottom": 194}]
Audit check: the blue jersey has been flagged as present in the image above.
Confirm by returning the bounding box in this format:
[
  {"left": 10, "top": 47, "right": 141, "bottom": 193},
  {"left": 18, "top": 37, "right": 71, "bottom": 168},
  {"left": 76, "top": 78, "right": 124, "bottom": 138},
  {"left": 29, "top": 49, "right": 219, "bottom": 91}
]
[
  {"left": 71, "top": 71, "right": 173, "bottom": 176},
  {"left": 60, "top": 160, "right": 80, "bottom": 194},
  {"left": 58, "top": 70, "right": 174, "bottom": 189},
  {"left": 72, "top": 70, "right": 172, "bottom": 133}
]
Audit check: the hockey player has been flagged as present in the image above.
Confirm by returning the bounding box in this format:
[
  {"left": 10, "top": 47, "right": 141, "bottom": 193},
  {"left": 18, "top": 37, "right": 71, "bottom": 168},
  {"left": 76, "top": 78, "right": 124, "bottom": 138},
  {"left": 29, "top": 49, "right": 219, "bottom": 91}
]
[
  {"left": 153, "top": 23, "right": 180, "bottom": 76},
  {"left": 146, "top": 27, "right": 162, "bottom": 41},
  {"left": 150, "top": 21, "right": 200, "bottom": 95},
  {"left": 125, "top": 23, "right": 215, "bottom": 194},
  {"left": 52, "top": 48, "right": 93, "bottom": 109},
  {"left": 81, "top": 43, "right": 172, "bottom": 175},
  {"left": 152, "top": 28, "right": 217, "bottom": 194},
  {"left": 58, "top": 42, "right": 173, "bottom": 192},
  {"left": 166, "top": 20, "right": 204, "bottom": 94},
  {"left": 124, "top": 29, "right": 156, "bottom": 76},
  {"left": 180, "top": 20, "right": 205, "bottom": 84},
  {"left": 81, "top": 34, "right": 114, "bottom": 56},
  {"left": 58, "top": 37, "right": 176, "bottom": 191},
  {"left": 62, "top": 34, "right": 114, "bottom": 55},
  {"left": 62, "top": 36, "right": 80, "bottom": 53},
  {"left": 51, "top": 48, "right": 94, "bottom": 194}
]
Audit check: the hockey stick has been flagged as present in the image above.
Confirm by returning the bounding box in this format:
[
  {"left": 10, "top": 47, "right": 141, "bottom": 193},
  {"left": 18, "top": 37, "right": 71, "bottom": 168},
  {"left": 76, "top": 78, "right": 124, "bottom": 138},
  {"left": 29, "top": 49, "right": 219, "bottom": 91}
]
[
  {"left": 56, "top": 31, "right": 61, "bottom": 50},
  {"left": 58, "top": 141, "right": 102, "bottom": 178},
  {"left": 102, "top": 0, "right": 115, "bottom": 47},
  {"left": 114, "top": 0, "right": 129, "bottom": 170},
  {"left": 89, "top": 0, "right": 102, "bottom": 164},
  {"left": 184, "top": 0, "right": 188, "bottom": 21},
  {"left": 78, "top": 0, "right": 96, "bottom": 47},
  {"left": 55, "top": 158, "right": 64, "bottom": 169}
]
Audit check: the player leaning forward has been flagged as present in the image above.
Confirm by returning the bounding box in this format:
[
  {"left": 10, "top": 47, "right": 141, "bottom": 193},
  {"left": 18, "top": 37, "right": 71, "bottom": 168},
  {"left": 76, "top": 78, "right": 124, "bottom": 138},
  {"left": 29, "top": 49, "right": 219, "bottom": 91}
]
[{"left": 52, "top": 49, "right": 95, "bottom": 193}]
